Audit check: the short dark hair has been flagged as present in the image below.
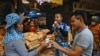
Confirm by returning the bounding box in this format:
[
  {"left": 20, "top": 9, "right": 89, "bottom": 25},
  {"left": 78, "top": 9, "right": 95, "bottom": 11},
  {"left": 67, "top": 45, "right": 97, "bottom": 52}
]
[
  {"left": 71, "top": 10, "right": 87, "bottom": 24},
  {"left": 55, "top": 13, "right": 63, "bottom": 18}
]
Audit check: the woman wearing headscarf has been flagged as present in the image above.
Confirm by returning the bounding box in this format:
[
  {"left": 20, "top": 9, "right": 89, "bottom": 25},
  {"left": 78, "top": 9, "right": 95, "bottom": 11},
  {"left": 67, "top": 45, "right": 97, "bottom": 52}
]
[{"left": 2, "top": 13, "right": 47, "bottom": 56}]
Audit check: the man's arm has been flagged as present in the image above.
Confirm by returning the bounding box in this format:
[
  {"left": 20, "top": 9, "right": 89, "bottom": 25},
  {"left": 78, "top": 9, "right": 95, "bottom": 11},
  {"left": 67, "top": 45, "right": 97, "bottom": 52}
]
[
  {"left": 57, "top": 45, "right": 84, "bottom": 56},
  {"left": 50, "top": 40, "right": 84, "bottom": 56},
  {"left": 63, "top": 34, "right": 91, "bottom": 56},
  {"left": 50, "top": 34, "right": 91, "bottom": 56}
]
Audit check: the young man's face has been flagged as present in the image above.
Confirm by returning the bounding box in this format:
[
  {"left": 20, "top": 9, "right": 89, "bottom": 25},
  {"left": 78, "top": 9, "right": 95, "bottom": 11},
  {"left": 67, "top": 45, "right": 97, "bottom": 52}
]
[
  {"left": 71, "top": 15, "right": 81, "bottom": 30},
  {"left": 55, "top": 14, "right": 62, "bottom": 23}
]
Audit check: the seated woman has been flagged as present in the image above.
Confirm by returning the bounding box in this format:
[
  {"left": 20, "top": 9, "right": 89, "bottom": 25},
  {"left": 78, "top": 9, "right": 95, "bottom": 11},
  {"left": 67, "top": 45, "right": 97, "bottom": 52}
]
[{"left": 2, "top": 13, "right": 48, "bottom": 56}]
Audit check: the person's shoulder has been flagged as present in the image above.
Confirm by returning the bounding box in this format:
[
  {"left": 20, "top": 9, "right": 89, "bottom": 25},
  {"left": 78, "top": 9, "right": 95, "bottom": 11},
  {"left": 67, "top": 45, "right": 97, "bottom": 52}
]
[
  {"left": 61, "top": 22, "right": 67, "bottom": 24},
  {"left": 61, "top": 22, "right": 68, "bottom": 26},
  {"left": 81, "top": 28, "right": 92, "bottom": 36},
  {"left": 12, "top": 39, "right": 23, "bottom": 44},
  {"left": 79, "top": 29, "right": 93, "bottom": 41},
  {"left": 52, "top": 24, "right": 54, "bottom": 27}
]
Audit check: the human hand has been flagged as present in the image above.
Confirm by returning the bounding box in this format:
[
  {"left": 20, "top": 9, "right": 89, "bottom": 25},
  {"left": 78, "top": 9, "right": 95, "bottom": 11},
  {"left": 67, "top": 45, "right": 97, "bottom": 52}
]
[
  {"left": 54, "top": 21, "right": 60, "bottom": 28},
  {"left": 37, "top": 41, "right": 48, "bottom": 52},
  {"left": 49, "top": 40, "right": 60, "bottom": 49},
  {"left": 40, "top": 41, "right": 48, "bottom": 48}
]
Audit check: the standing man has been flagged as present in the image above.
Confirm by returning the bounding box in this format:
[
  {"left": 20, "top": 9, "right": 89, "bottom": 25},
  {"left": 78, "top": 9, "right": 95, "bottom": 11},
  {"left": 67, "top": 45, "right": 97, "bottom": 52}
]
[
  {"left": 89, "top": 16, "right": 100, "bottom": 56},
  {"left": 51, "top": 13, "right": 68, "bottom": 56},
  {"left": 50, "top": 11, "right": 93, "bottom": 56}
]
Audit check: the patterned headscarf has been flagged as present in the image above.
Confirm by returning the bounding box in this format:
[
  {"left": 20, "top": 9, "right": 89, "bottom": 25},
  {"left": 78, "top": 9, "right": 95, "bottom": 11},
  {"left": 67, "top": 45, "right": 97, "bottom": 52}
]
[
  {"left": 3, "top": 13, "right": 24, "bottom": 44},
  {"left": 5, "top": 13, "right": 21, "bottom": 29}
]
